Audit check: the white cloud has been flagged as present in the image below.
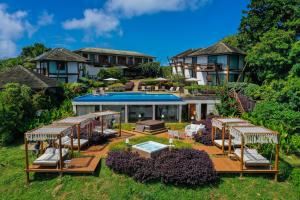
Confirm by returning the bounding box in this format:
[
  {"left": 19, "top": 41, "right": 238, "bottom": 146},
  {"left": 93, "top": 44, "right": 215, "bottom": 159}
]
[
  {"left": 62, "top": 9, "right": 120, "bottom": 39},
  {"left": 105, "top": 0, "right": 211, "bottom": 17},
  {"left": 62, "top": 0, "right": 211, "bottom": 41},
  {"left": 0, "top": 4, "right": 33, "bottom": 58},
  {"left": 37, "top": 11, "right": 54, "bottom": 26}
]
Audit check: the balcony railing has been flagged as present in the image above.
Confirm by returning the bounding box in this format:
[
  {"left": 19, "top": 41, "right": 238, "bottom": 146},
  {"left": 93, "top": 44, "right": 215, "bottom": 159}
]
[{"left": 171, "top": 62, "right": 223, "bottom": 71}]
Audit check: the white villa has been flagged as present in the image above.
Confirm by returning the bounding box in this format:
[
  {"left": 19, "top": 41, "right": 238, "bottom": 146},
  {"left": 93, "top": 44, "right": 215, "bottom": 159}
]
[
  {"left": 170, "top": 42, "right": 246, "bottom": 85},
  {"left": 33, "top": 47, "right": 155, "bottom": 83}
]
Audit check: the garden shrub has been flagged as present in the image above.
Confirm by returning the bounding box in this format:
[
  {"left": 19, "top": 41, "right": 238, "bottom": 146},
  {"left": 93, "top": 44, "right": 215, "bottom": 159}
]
[
  {"left": 289, "top": 168, "right": 300, "bottom": 193},
  {"left": 138, "top": 62, "right": 161, "bottom": 77},
  {"left": 108, "top": 83, "right": 125, "bottom": 92},
  {"left": 97, "top": 67, "right": 122, "bottom": 80},
  {"left": 155, "top": 149, "right": 218, "bottom": 186},
  {"left": 124, "top": 82, "right": 134, "bottom": 91},
  {"left": 106, "top": 151, "right": 150, "bottom": 177},
  {"left": 106, "top": 149, "right": 218, "bottom": 187},
  {"left": 62, "top": 83, "right": 87, "bottom": 99}
]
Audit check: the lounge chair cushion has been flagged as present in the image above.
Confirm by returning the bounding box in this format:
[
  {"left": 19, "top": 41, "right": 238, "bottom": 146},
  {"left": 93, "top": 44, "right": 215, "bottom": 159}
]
[
  {"left": 214, "top": 139, "right": 241, "bottom": 147},
  {"left": 33, "top": 148, "right": 69, "bottom": 166},
  {"left": 234, "top": 148, "right": 270, "bottom": 166},
  {"left": 103, "top": 129, "right": 117, "bottom": 136}
]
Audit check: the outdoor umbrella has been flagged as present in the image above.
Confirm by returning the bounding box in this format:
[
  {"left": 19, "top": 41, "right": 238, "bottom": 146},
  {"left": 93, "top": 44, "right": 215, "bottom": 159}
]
[
  {"left": 104, "top": 78, "right": 118, "bottom": 81},
  {"left": 155, "top": 77, "right": 168, "bottom": 81}
]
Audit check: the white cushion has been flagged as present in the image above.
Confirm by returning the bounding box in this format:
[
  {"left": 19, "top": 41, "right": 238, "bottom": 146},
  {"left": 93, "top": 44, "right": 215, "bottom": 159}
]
[{"left": 234, "top": 148, "right": 270, "bottom": 166}]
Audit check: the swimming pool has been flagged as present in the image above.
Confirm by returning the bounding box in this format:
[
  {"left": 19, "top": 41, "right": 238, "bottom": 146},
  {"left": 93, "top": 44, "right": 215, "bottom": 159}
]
[{"left": 73, "top": 92, "right": 183, "bottom": 102}]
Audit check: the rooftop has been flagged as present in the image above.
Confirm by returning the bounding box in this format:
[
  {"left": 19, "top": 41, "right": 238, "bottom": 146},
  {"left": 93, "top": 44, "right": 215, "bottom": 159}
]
[
  {"left": 75, "top": 47, "right": 155, "bottom": 58},
  {"left": 189, "top": 42, "right": 246, "bottom": 56},
  {"left": 0, "top": 65, "right": 59, "bottom": 90},
  {"left": 33, "top": 48, "right": 88, "bottom": 62}
]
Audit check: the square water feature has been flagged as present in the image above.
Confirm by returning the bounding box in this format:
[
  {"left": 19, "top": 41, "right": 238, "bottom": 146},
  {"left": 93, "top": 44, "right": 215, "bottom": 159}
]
[{"left": 132, "top": 141, "right": 168, "bottom": 158}]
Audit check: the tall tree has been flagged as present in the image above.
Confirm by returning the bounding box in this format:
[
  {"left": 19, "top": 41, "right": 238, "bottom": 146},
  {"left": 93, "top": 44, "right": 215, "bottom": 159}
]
[
  {"left": 246, "top": 29, "right": 296, "bottom": 83},
  {"left": 21, "top": 43, "right": 50, "bottom": 58},
  {"left": 239, "top": 0, "right": 300, "bottom": 50}
]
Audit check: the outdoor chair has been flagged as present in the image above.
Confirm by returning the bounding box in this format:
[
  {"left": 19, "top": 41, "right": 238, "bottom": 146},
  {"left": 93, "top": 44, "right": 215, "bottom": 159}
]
[
  {"left": 168, "top": 130, "right": 180, "bottom": 139},
  {"left": 175, "top": 87, "right": 180, "bottom": 92},
  {"left": 154, "top": 86, "right": 159, "bottom": 91},
  {"left": 141, "top": 86, "right": 146, "bottom": 91},
  {"left": 161, "top": 86, "right": 166, "bottom": 91},
  {"left": 169, "top": 87, "right": 174, "bottom": 92},
  {"left": 185, "top": 124, "right": 205, "bottom": 139}
]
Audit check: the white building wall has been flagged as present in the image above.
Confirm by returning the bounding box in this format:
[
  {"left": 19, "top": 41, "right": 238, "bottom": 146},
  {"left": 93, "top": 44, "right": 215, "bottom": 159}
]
[
  {"left": 207, "top": 103, "right": 218, "bottom": 115},
  {"left": 68, "top": 62, "right": 78, "bottom": 73},
  {"left": 177, "top": 67, "right": 183, "bottom": 75},
  {"left": 172, "top": 66, "right": 177, "bottom": 74},
  {"left": 184, "top": 68, "right": 191, "bottom": 78},
  {"left": 196, "top": 72, "right": 207, "bottom": 85}
]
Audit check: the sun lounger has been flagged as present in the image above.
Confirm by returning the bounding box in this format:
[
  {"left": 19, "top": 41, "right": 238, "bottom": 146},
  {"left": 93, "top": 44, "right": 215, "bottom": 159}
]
[
  {"left": 169, "top": 87, "right": 174, "bottom": 92},
  {"left": 214, "top": 139, "right": 241, "bottom": 148},
  {"left": 234, "top": 148, "right": 270, "bottom": 167},
  {"left": 175, "top": 87, "right": 180, "bottom": 92},
  {"left": 33, "top": 147, "right": 69, "bottom": 166},
  {"left": 154, "top": 86, "right": 159, "bottom": 91},
  {"left": 56, "top": 136, "right": 89, "bottom": 148},
  {"left": 103, "top": 129, "right": 118, "bottom": 136}
]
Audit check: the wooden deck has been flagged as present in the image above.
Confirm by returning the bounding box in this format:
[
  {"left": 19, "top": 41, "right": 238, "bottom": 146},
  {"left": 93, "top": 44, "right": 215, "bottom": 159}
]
[
  {"left": 26, "top": 130, "right": 278, "bottom": 176},
  {"left": 27, "top": 155, "right": 101, "bottom": 174},
  {"left": 212, "top": 156, "right": 278, "bottom": 174}
]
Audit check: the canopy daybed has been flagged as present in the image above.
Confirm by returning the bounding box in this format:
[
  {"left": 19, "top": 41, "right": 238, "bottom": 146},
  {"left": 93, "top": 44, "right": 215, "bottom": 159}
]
[
  {"left": 84, "top": 111, "right": 122, "bottom": 138},
  {"left": 211, "top": 117, "right": 252, "bottom": 153},
  {"left": 53, "top": 116, "right": 93, "bottom": 152},
  {"left": 24, "top": 124, "right": 75, "bottom": 183},
  {"left": 229, "top": 126, "right": 279, "bottom": 180}
]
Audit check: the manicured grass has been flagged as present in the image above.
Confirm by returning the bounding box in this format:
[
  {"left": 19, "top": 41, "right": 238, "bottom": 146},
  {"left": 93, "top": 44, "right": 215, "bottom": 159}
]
[
  {"left": 0, "top": 145, "right": 299, "bottom": 200},
  {"left": 109, "top": 135, "right": 192, "bottom": 151}
]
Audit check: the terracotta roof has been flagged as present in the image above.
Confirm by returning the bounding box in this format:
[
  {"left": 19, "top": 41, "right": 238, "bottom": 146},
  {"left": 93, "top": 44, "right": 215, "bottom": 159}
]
[
  {"left": 0, "top": 65, "right": 59, "bottom": 89},
  {"left": 33, "top": 48, "right": 87, "bottom": 62},
  {"left": 171, "top": 48, "right": 202, "bottom": 59},
  {"left": 189, "top": 42, "right": 246, "bottom": 56},
  {"left": 75, "top": 47, "right": 155, "bottom": 58}
]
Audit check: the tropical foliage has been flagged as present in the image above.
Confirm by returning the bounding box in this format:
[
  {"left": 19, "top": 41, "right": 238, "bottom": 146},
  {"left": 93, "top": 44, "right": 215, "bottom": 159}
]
[{"left": 138, "top": 62, "right": 161, "bottom": 77}]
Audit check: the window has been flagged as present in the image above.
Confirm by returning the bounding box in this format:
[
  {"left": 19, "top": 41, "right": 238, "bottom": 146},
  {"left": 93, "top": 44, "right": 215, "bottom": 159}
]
[
  {"left": 82, "top": 53, "right": 88, "bottom": 58},
  {"left": 128, "top": 57, "right": 134, "bottom": 65},
  {"left": 143, "top": 58, "right": 149, "bottom": 63},
  {"left": 56, "top": 61, "right": 66, "bottom": 71},
  {"left": 192, "top": 57, "right": 197, "bottom": 64},
  {"left": 110, "top": 56, "right": 117, "bottom": 64},
  {"left": 208, "top": 56, "right": 218, "bottom": 64},
  {"left": 95, "top": 105, "right": 100, "bottom": 112}
]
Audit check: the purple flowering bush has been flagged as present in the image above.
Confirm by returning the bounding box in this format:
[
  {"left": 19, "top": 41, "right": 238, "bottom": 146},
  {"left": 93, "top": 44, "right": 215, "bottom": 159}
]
[{"left": 106, "top": 149, "right": 218, "bottom": 186}]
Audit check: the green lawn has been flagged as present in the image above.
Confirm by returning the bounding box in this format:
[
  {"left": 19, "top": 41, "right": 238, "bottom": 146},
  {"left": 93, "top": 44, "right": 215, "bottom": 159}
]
[{"left": 0, "top": 145, "right": 299, "bottom": 200}]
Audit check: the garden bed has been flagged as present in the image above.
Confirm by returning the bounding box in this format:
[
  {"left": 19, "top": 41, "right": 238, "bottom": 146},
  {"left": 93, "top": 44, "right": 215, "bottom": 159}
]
[{"left": 106, "top": 148, "right": 218, "bottom": 186}]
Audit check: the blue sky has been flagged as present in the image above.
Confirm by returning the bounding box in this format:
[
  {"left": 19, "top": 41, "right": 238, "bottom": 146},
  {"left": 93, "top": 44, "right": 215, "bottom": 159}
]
[{"left": 0, "top": 0, "right": 249, "bottom": 63}]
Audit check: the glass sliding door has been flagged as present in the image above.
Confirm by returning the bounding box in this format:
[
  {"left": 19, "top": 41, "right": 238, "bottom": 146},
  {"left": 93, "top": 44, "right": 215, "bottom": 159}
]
[
  {"left": 128, "top": 105, "right": 152, "bottom": 122},
  {"left": 155, "top": 105, "right": 178, "bottom": 122}
]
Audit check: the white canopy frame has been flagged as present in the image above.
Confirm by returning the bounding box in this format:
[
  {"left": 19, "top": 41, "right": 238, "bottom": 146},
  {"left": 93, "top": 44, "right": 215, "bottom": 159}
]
[
  {"left": 211, "top": 117, "right": 251, "bottom": 153},
  {"left": 24, "top": 124, "right": 75, "bottom": 184},
  {"left": 53, "top": 116, "right": 93, "bottom": 152},
  {"left": 229, "top": 126, "right": 280, "bottom": 180},
  {"left": 84, "top": 111, "right": 122, "bottom": 137}
]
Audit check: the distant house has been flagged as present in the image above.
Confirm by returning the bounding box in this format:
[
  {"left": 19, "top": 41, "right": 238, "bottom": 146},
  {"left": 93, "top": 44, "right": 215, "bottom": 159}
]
[
  {"left": 0, "top": 65, "right": 59, "bottom": 92},
  {"left": 33, "top": 48, "right": 88, "bottom": 83},
  {"left": 171, "top": 42, "right": 246, "bottom": 85},
  {"left": 74, "top": 47, "right": 155, "bottom": 78}
]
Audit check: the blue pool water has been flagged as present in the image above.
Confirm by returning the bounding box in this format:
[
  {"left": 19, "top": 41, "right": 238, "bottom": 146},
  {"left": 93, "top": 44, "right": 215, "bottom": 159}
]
[{"left": 73, "top": 92, "right": 183, "bottom": 102}]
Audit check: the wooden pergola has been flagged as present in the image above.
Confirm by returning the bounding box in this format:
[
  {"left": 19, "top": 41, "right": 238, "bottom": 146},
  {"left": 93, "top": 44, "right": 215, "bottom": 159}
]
[
  {"left": 24, "top": 124, "right": 75, "bottom": 184},
  {"left": 53, "top": 116, "right": 93, "bottom": 152},
  {"left": 84, "top": 110, "right": 122, "bottom": 137},
  {"left": 229, "top": 126, "right": 280, "bottom": 180},
  {"left": 211, "top": 117, "right": 251, "bottom": 153}
]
